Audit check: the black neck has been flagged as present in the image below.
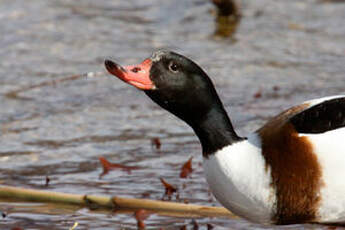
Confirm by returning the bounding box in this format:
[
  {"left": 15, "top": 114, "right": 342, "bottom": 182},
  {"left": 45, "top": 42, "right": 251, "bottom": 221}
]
[
  {"left": 145, "top": 79, "right": 243, "bottom": 157},
  {"left": 187, "top": 105, "right": 243, "bottom": 158}
]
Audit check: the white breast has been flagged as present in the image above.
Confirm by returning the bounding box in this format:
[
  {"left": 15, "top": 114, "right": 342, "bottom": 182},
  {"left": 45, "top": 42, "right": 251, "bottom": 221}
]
[
  {"left": 299, "top": 127, "right": 345, "bottom": 223},
  {"left": 203, "top": 133, "right": 275, "bottom": 223}
]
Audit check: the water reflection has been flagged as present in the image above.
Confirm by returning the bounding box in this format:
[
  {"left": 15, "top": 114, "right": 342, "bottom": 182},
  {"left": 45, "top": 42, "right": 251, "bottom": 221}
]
[{"left": 212, "top": 0, "right": 241, "bottom": 38}]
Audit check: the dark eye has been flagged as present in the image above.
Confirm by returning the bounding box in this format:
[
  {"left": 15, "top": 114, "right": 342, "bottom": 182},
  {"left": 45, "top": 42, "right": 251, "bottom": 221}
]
[{"left": 168, "top": 61, "right": 178, "bottom": 73}]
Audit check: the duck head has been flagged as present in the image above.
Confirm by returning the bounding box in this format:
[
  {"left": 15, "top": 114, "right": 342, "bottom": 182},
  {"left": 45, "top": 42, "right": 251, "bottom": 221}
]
[
  {"left": 105, "top": 50, "right": 241, "bottom": 156},
  {"left": 105, "top": 50, "right": 222, "bottom": 124}
]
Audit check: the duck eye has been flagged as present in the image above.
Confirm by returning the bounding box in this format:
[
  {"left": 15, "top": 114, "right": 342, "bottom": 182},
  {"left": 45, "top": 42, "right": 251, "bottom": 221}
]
[{"left": 168, "top": 61, "right": 178, "bottom": 73}]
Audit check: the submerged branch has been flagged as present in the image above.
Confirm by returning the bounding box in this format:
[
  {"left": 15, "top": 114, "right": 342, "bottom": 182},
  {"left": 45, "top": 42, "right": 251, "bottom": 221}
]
[
  {"left": 5, "top": 71, "right": 104, "bottom": 99},
  {"left": 0, "top": 185, "right": 234, "bottom": 218}
]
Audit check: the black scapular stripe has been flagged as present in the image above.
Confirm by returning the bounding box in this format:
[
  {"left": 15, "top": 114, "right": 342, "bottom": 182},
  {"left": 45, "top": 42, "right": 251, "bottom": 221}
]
[{"left": 290, "top": 97, "right": 345, "bottom": 134}]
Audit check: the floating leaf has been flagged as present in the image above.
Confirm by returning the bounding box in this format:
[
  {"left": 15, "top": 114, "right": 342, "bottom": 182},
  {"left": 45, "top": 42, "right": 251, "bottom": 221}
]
[
  {"left": 273, "top": 85, "right": 280, "bottom": 91},
  {"left": 151, "top": 137, "right": 161, "bottom": 150},
  {"left": 160, "top": 178, "right": 177, "bottom": 199},
  {"left": 207, "top": 223, "right": 214, "bottom": 230},
  {"left": 45, "top": 176, "right": 50, "bottom": 187},
  {"left": 326, "top": 227, "right": 337, "bottom": 230},
  {"left": 180, "top": 156, "right": 193, "bottom": 178},
  {"left": 135, "top": 209, "right": 151, "bottom": 229},
  {"left": 99, "top": 157, "right": 140, "bottom": 178},
  {"left": 253, "top": 90, "right": 262, "bottom": 99},
  {"left": 141, "top": 192, "right": 151, "bottom": 198}
]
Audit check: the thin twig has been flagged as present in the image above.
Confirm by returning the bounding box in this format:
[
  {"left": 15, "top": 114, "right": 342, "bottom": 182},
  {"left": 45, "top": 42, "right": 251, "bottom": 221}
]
[{"left": 5, "top": 71, "right": 105, "bottom": 99}]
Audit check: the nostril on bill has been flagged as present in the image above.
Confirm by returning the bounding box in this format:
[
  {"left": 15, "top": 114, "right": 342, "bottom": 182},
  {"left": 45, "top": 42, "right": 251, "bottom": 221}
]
[{"left": 131, "top": 67, "right": 141, "bottom": 73}]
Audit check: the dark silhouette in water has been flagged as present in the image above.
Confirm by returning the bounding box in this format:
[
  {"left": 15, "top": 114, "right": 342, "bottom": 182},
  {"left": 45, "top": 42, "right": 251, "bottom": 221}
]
[{"left": 212, "top": 0, "right": 241, "bottom": 38}]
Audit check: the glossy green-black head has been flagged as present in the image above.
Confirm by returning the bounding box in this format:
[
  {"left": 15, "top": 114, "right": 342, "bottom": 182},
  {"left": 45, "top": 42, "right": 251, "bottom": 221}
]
[
  {"left": 105, "top": 50, "right": 242, "bottom": 156},
  {"left": 105, "top": 50, "right": 222, "bottom": 123}
]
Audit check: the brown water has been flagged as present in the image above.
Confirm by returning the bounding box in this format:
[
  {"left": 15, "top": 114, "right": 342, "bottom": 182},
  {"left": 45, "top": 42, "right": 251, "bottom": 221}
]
[{"left": 0, "top": 0, "right": 344, "bottom": 229}]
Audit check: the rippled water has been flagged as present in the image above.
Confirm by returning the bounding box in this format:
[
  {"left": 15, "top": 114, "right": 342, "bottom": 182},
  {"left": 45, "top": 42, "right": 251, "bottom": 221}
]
[{"left": 0, "top": 0, "right": 344, "bottom": 229}]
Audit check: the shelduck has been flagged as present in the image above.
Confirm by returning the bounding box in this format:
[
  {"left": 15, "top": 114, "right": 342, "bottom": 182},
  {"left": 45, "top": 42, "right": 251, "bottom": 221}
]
[{"left": 105, "top": 50, "right": 345, "bottom": 225}]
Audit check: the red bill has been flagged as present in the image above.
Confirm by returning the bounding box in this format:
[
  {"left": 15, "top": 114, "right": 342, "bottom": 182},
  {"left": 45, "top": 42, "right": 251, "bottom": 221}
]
[{"left": 105, "top": 58, "right": 155, "bottom": 90}]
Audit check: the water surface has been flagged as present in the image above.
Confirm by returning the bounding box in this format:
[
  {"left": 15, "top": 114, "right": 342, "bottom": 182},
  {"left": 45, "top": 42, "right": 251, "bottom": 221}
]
[{"left": 0, "top": 0, "right": 344, "bottom": 229}]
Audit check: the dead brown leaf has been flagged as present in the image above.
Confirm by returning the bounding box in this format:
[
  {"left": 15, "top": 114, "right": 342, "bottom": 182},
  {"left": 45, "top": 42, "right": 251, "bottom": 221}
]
[
  {"left": 99, "top": 157, "right": 140, "bottom": 178},
  {"left": 180, "top": 156, "right": 193, "bottom": 178}
]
